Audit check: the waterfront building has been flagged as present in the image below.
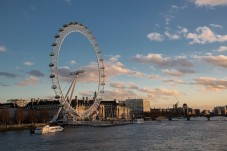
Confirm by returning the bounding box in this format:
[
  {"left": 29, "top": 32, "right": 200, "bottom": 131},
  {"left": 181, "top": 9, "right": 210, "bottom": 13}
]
[
  {"left": 125, "top": 98, "right": 150, "bottom": 118},
  {"left": 71, "top": 97, "right": 131, "bottom": 121},
  {"left": 214, "top": 106, "right": 227, "bottom": 115},
  {"left": 25, "top": 99, "right": 60, "bottom": 123},
  {"left": 7, "top": 99, "right": 28, "bottom": 107},
  {"left": 0, "top": 103, "right": 18, "bottom": 124}
]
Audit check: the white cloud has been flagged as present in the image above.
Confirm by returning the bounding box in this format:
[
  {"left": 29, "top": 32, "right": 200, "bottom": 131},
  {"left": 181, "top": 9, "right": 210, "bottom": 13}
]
[
  {"left": 216, "top": 46, "right": 227, "bottom": 52},
  {"left": 0, "top": 46, "right": 6, "bottom": 52},
  {"left": 162, "top": 68, "right": 196, "bottom": 77},
  {"left": 187, "top": 26, "right": 227, "bottom": 44},
  {"left": 24, "top": 61, "right": 34, "bottom": 66},
  {"left": 147, "top": 32, "right": 164, "bottom": 41},
  {"left": 210, "top": 24, "right": 223, "bottom": 29},
  {"left": 70, "top": 60, "right": 76, "bottom": 64},
  {"left": 193, "top": 0, "right": 227, "bottom": 7},
  {"left": 177, "top": 26, "right": 188, "bottom": 34},
  {"left": 192, "top": 77, "right": 227, "bottom": 91},
  {"left": 132, "top": 53, "right": 193, "bottom": 68},
  {"left": 164, "top": 31, "right": 180, "bottom": 40},
  {"left": 56, "top": 55, "right": 159, "bottom": 85},
  {"left": 16, "top": 76, "right": 40, "bottom": 86},
  {"left": 139, "top": 88, "right": 180, "bottom": 100},
  {"left": 162, "top": 79, "right": 185, "bottom": 85},
  {"left": 109, "top": 82, "right": 139, "bottom": 90},
  {"left": 165, "top": 15, "right": 175, "bottom": 25},
  {"left": 202, "top": 55, "right": 227, "bottom": 68},
  {"left": 103, "top": 89, "right": 138, "bottom": 100}
]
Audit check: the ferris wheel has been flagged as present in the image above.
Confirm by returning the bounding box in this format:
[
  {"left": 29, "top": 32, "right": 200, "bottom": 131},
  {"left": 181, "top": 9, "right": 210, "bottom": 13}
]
[{"left": 49, "top": 22, "right": 105, "bottom": 122}]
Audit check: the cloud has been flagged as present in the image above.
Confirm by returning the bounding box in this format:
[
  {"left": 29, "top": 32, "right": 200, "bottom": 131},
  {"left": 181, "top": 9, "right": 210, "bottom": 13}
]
[
  {"left": 0, "top": 45, "right": 6, "bottom": 52},
  {"left": 109, "top": 82, "right": 139, "bottom": 90},
  {"left": 0, "top": 82, "right": 10, "bottom": 87},
  {"left": 70, "top": 60, "right": 76, "bottom": 64},
  {"left": 192, "top": 0, "right": 227, "bottom": 7},
  {"left": 216, "top": 46, "right": 227, "bottom": 52},
  {"left": 27, "top": 69, "right": 44, "bottom": 77},
  {"left": 132, "top": 53, "right": 193, "bottom": 68},
  {"left": 165, "top": 15, "right": 175, "bottom": 25},
  {"left": 103, "top": 80, "right": 180, "bottom": 100},
  {"left": 202, "top": 55, "right": 227, "bottom": 68},
  {"left": 162, "top": 79, "right": 185, "bottom": 85},
  {"left": 139, "top": 88, "right": 180, "bottom": 99},
  {"left": 55, "top": 55, "right": 159, "bottom": 85},
  {"left": 24, "top": 61, "right": 34, "bottom": 66},
  {"left": 162, "top": 68, "right": 196, "bottom": 77},
  {"left": 103, "top": 89, "right": 138, "bottom": 100},
  {"left": 16, "top": 76, "right": 40, "bottom": 86},
  {"left": 192, "top": 77, "right": 227, "bottom": 91},
  {"left": 187, "top": 26, "right": 227, "bottom": 44},
  {"left": 0, "top": 72, "right": 17, "bottom": 78},
  {"left": 105, "top": 56, "right": 159, "bottom": 80},
  {"left": 210, "top": 24, "right": 223, "bottom": 29},
  {"left": 164, "top": 31, "right": 180, "bottom": 40},
  {"left": 30, "top": 6, "right": 36, "bottom": 10},
  {"left": 64, "top": 0, "right": 71, "bottom": 4},
  {"left": 109, "top": 82, "right": 126, "bottom": 89},
  {"left": 147, "top": 32, "right": 164, "bottom": 41}
]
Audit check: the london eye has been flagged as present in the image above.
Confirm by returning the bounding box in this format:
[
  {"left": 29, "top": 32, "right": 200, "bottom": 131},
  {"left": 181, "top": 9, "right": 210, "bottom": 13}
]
[{"left": 49, "top": 22, "right": 105, "bottom": 122}]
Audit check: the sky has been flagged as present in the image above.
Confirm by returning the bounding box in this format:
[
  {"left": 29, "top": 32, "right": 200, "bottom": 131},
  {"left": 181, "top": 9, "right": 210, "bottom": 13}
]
[{"left": 1, "top": 0, "right": 227, "bottom": 110}]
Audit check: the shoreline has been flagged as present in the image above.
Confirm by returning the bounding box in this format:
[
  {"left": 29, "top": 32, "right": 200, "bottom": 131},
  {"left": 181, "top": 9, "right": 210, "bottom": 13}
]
[{"left": 0, "top": 123, "right": 46, "bottom": 132}]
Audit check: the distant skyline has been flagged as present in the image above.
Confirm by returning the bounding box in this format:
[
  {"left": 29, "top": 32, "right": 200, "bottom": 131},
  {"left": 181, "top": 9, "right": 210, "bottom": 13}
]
[{"left": 1, "top": 0, "right": 227, "bottom": 110}]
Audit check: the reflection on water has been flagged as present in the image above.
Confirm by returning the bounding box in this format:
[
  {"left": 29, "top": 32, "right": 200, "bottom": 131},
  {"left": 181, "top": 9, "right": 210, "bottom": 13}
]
[{"left": 0, "top": 117, "right": 226, "bottom": 151}]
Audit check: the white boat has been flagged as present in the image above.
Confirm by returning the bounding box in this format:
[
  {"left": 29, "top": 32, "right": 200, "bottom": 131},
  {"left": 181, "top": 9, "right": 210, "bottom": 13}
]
[
  {"left": 34, "top": 125, "right": 64, "bottom": 134},
  {"left": 135, "top": 118, "right": 144, "bottom": 124}
]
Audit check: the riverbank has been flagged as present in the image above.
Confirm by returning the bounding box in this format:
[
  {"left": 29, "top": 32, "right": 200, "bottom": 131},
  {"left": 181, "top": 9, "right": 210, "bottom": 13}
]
[{"left": 0, "top": 123, "right": 46, "bottom": 132}]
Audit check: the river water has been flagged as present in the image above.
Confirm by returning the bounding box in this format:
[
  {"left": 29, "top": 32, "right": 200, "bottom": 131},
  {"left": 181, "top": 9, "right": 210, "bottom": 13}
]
[{"left": 0, "top": 117, "right": 226, "bottom": 151}]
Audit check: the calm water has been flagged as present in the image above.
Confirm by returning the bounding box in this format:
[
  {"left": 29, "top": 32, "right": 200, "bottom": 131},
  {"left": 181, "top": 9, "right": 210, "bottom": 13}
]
[{"left": 0, "top": 117, "right": 226, "bottom": 151}]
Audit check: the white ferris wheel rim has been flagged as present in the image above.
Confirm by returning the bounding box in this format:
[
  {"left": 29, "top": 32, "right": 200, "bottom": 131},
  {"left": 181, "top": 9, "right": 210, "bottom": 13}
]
[{"left": 49, "top": 22, "right": 105, "bottom": 118}]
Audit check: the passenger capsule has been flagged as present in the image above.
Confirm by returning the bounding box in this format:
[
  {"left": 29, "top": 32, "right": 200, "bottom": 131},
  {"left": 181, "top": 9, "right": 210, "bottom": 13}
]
[
  {"left": 99, "top": 58, "right": 103, "bottom": 62},
  {"left": 59, "top": 28, "right": 64, "bottom": 32},
  {"left": 55, "top": 95, "right": 60, "bottom": 99},
  {"left": 49, "top": 63, "right": 54, "bottom": 67},
  {"left": 49, "top": 52, "right": 54, "bottom": 56},
  {"left": 55, "top": 35, "right": 60, "bottom": 38},
  {"left": 68, "top": 22, "right": 73, "bottom": 25},
  {"left": 101, "top": 82, "right": 105, "bottom": 85},
  {"left": 73, "top": 22, "right": 78, "bottom": 25},
  {"left": 63, "top": 24, "right": 68, "bottom": 27},
  {"left": 51, "top": 85, "right": 57, "bottom": 89},
  {"left": 100, "top": 90, "right": 104, "bottom": 93},
  {"left": 52, "top": 43, "right": 57, "bottom": 46},
  {"left": 101, "top": 75, "right": 105, "bottom": 78},
  {"left": 50, "top": 74, "right": 55, "bottom": 78},
  {"left": 100, "top": 67, "right": 105, "bottom": 70}
]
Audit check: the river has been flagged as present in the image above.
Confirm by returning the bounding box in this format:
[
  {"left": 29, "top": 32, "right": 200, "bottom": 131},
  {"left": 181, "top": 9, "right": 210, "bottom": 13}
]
[{"left": 0, "top": 117, "right": 226, "bottom": 151}]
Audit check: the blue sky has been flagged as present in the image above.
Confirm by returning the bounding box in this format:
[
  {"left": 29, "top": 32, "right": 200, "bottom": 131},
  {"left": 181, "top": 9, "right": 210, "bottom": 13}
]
[{"left": 1, "top": 0, "right": 227, "bottom": 109}]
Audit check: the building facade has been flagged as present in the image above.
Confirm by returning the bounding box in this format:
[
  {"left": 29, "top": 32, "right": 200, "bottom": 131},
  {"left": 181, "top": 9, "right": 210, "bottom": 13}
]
[{"left": 125, "top": 99, "right": 150, "bottom": 118}]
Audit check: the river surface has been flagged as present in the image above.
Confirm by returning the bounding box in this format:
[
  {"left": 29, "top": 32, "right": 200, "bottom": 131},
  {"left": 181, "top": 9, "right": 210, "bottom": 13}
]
[{"left": 0, "top": 117, "right": 226, "bottom": 151}]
